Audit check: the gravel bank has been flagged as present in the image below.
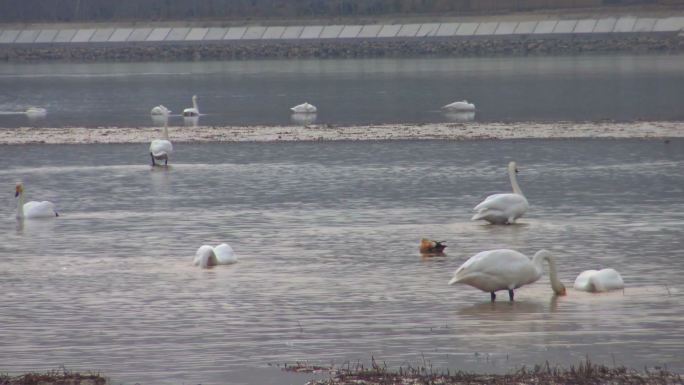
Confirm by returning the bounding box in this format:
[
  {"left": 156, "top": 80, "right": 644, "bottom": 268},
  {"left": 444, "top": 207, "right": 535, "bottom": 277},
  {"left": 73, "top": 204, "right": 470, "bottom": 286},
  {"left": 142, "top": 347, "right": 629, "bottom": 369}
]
[{"left": 1, "top": 121, "right": 682, "bottom": 145}]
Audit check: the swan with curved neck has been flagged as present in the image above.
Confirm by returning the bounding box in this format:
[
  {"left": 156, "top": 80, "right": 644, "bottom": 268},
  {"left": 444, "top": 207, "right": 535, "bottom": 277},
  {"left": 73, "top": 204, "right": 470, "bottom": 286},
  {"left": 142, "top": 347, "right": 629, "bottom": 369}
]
[
  {"left": 150, "top": 105, "right": 171, "bottom": 116},
  {"left": 149, "top": 121, "right": 173, "bottom": 166},
  {"left": 15, "top": 182, "right": 59, "bottom": 219},
  {"left": 193, "top": 243, "right": 237, "bottom": 268},
  {"left": 182, "top": 95, "right": 199, "bottom": 117},
  {"left": 574, "top": 268, "right": 624, "bottom": 292},
  {"left": 472, "top": 161, "right": 529, "bottom": 224},
  {"left": 449, "top": 249, "right": 566, "bottom": 302}
]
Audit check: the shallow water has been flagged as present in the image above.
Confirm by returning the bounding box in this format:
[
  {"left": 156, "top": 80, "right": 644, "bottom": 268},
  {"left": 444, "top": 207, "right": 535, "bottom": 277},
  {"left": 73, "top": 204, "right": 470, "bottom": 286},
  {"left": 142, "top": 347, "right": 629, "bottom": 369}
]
[
  {"left": 1, "top": 139, "right": 683, "bottom": 384},
  {"left": 1, "top": 54, "right": 684, "bottom": 128}
]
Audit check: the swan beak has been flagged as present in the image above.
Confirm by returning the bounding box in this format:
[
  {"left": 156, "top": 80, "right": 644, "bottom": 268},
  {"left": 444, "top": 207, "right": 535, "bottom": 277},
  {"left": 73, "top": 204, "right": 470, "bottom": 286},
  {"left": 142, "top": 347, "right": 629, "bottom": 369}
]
[
  {"left": 515, "top": 168, "right": 519, "bottom": 174},
  {"left": 15, "top": 185, "right": 22, "bottom": 197},
  {"left": 15, "top": 191, "right": 19, "bottom": 197},
  {"left": 557, "top": 286, "right": 567, "bottom": 296}
]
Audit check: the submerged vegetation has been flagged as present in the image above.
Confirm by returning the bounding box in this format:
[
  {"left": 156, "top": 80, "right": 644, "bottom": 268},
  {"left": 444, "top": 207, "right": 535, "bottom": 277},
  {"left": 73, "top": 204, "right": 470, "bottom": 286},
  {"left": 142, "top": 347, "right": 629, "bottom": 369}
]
[
  {"left": 280, "top": 358, "right": 682, "bottom": 385},
  {"left": 0, "top": 369, "right": 106, "bottom": 385}
]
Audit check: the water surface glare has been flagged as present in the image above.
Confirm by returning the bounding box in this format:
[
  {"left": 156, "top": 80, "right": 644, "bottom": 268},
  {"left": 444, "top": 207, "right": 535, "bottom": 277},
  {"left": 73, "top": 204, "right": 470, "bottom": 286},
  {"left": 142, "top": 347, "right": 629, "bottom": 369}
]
[{"left": 1, "top": 139, "right": 683, "bottom": 384}]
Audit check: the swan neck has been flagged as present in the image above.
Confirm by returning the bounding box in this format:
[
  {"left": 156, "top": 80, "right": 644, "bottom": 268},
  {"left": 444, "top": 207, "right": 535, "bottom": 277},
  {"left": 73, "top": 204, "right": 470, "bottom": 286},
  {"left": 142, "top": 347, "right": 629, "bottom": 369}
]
[
  {"left": 509, "top": 166, "right": 523, "bottom": 196},
  {"left": 534, "top": 251, "right": 564, "bottom": 294},
  {"left": 192, "top": 97, "right": 198, "bottom": 112},
  {"left": 163, "top": 123, "right": 169, "bottom": 141},
  {"left": 16, "top": 190, "right": 24, "bottom": 219}
]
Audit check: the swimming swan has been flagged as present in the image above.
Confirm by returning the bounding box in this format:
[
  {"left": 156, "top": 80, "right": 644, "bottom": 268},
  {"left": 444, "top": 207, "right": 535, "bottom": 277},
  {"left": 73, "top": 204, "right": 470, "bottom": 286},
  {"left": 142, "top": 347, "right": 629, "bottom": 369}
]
[
  {"left": 290, "top": 102, "right": 317, "bottom": 113},
  {"left": 15, "top": 182, "right": 59, "bottom": 219},
  {"left": 472, "top": 161, "right": 529, "bottom": 224},
  {"left": 448, "top": 249, "right": 566, "bottom": 302},
  {"left": 442, "top": 100, "right": 475, "bottom": 111},
  {"left": 25, "top": 107, "right": 47, "bottom": 117},
  {"left": 149, "top": 121, "right": 173, "bottom": 166},
  {"left": 193, "top": 243, "right": 238, "bottom": 268},
  {"left": 150, "top": 105, "right": 171, "bottom": 116},
  {"left": 182, "top": 95, "right": 200, "bottom": 117},
  {"left": 574, "top": 268, "right": 624, "bottom": 292}
]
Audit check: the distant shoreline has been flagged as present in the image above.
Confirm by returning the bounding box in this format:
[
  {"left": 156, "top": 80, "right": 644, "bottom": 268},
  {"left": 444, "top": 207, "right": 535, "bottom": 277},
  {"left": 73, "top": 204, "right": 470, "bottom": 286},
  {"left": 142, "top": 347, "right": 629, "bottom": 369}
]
[{"left": 1, "top": 121, "right": 682, "bottom": 145}]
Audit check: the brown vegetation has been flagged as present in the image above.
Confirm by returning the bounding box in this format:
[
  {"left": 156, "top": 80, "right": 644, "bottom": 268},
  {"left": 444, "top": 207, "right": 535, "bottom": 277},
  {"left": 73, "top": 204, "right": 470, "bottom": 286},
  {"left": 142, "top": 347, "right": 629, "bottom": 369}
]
[
  {"left": 282, "top": 358, "right": 682, "bottom": 385},
  {"left": 0, "top": 369, "right": 106, "bottom": 385}
]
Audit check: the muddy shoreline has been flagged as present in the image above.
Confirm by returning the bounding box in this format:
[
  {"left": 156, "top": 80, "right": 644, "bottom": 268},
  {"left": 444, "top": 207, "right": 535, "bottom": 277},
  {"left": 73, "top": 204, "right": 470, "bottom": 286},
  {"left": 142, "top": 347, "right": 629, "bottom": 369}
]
[{"left": 1, "top": 121, "right": 682, "bottom": 145}]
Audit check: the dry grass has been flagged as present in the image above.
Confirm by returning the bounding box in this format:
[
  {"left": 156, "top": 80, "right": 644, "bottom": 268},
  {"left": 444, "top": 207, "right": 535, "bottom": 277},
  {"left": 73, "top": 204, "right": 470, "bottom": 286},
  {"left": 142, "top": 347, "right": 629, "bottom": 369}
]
[
  {"left": 279, "top": 357, "right": 682, "bottom": 385},
  {"left": 0, "top": 368, "right": 106, "bottom": 385}
]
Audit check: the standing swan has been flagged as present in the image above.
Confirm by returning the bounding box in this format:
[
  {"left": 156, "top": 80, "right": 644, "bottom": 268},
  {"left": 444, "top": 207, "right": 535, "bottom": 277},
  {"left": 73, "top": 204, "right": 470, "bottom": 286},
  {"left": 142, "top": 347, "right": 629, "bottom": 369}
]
[
  {"left": 15, "top": 182, "right": 59, "bottom": 219},
  {"left": 182, "top": 95, "right": 199, "bottom": 117},
  {"left": 574, "top": 268, "right": 624, "bottom": 292},
  {"left": 193, "top": 243, "right": 238, "bottom": 268},
  {"left": 149, "top": 121, "right": 173, "bottom": 166},
  {"left": 448, "top": 249, "right": 566, "bottom": 302},
  {"left": 472, "top": 161, "right": 529, "bottom": 224}
]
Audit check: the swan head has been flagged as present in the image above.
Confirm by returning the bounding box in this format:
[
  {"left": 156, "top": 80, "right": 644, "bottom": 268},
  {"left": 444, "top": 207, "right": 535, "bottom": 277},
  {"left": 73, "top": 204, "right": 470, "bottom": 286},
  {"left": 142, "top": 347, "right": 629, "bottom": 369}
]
[
  {"left": 554, "top": 283, "right": 567, "bottom": 296},
  {"left": 15, "top": 182, "right": 23, "bottom": 197},
  {"left": 508, "top": 161, "right": 518, "bottom": 174},
  {"left": 192, "top": 95, "right": 197, "bottom": 101}
]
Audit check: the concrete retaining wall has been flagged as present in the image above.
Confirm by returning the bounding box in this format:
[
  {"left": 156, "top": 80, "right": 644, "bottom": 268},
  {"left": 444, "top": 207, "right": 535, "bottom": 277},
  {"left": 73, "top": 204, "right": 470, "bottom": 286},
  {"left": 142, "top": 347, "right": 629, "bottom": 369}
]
[{"left": 1, "top": 16, "right": 683, "bottom": 45}]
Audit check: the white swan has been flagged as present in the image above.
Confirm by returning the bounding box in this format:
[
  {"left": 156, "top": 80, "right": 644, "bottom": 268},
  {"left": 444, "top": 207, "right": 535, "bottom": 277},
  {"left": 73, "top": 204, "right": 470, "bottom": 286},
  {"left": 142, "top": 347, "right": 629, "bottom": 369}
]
[
  {"left": 149, "top": 121, "right": 173, "bottom": 166},
  {"left": 574, "top": 268, "right": 624, "bottom": 292},
  {"left": 193, "top": 243, "right": 238, "bottom": 268},
  {"left": 442, "top": 100, "right": 475, "bottom": 111},
  {"left": 15, "top": 182, "right": 59, "bottom": 219},
  {"left": 448, "top": 249, "right": 566, "bottom": 302},
  {"left": 472, "top": 161, "right": 529, "bottom": 224},
  {"left": 25, "top": 107, "right": 47, "bottom": 117},
  {"left": 290, "top": 102, "right": 317, "bottom": 113},
  {"left": 150, "top": 105, "right": 171, "bottom": 116},
  {"left": 182, "top": 95, "right": 199, "bottom": 117}
]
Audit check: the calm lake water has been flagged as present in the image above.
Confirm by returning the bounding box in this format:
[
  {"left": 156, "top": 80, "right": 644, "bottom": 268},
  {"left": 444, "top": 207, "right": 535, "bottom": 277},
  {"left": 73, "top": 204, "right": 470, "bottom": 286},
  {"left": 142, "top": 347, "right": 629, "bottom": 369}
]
[
  {"left": 0, "top": 54, "right": 683, "bottom": 128},
  {"left": 1, "top": 139, "right": 683, "bottom": 384}
]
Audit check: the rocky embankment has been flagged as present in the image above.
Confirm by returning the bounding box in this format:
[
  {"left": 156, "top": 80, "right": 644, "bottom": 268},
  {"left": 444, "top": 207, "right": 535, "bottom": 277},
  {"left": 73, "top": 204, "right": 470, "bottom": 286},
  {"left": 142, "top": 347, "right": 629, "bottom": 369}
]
[{"left": 1, "top": 34, "right": 682, "bottom": 62}]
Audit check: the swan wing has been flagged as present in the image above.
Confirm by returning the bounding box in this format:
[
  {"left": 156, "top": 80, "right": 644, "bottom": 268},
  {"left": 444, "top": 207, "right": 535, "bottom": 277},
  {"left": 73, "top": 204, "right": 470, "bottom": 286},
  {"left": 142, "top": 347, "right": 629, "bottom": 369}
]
[
  {"left": 150, "top": 139, "right": 173, "bottom": 156},
  {"left": 473, "top": 193, "right": 526, "bottom": 212},
  {"left": 182, "top": 108, "right": 199, "bottom": 116},
  {"left": 472, "top": 193, "right": 528, "bottom": 222},
  {"left": 573, "top": 270, "right": 598, "bottom": 291},
  {"left": 575, "top": 269, "right": 624, "bottom": 292},
  {"left": 593, "top": 269, "right": 624, "bottom": 291},
  {"left": 449, "top": 249, "right": 539, "bottom": 292},
  {"left": 194, "top": 245, "right": 217, "bottom": 268},
  {"left": 213, "top": 243, "right": 237, "bottom": 264},
  {"left": 23, "top": 200, "right": 57, "bottom": 218}
]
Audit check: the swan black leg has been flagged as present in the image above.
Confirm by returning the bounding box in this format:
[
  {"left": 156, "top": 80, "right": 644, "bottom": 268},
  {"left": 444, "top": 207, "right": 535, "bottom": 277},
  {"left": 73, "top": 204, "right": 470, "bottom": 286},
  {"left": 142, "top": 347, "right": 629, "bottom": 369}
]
[
  {"left": 150, "top": 153, "right": 156, "bottom": 166},
  {"left": 508, "top": 289, "right": 514, "bottom": 302},
  {"left": 490, "top": 292, "right": 496, "bottom": 302},
  {"left": 164, "top": 158, "right": 168, "bottom": 166}
]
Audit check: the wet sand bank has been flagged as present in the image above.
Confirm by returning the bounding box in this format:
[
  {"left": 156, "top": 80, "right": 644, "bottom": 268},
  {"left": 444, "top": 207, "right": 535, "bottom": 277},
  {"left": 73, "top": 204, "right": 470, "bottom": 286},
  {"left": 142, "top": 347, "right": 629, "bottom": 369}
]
[{"left": 1, "top": 121, "right": 683, "bottom": 145}]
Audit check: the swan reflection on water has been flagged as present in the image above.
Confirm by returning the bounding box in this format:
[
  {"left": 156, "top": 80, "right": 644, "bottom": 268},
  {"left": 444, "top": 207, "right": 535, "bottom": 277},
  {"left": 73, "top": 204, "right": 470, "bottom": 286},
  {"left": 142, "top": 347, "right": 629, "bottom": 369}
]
[
  {"left": 443, "top": 111, "right": 475, "bottom": 122},
  {"left": 25, "top": 107, "right": 48, "bottom": 121},
  {"left": 184, "top": 115, "right": 199, "bottom": 127},
  {"left": 291, "top": 112, "right": 317, "bottom": 125}
]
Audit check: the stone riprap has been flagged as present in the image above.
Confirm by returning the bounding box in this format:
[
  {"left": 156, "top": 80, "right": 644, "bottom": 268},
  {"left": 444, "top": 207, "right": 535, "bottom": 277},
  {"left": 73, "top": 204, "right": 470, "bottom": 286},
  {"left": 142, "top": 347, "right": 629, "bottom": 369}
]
[{"left": 0, "top": 15, "right": 683, "bottom": 61}]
